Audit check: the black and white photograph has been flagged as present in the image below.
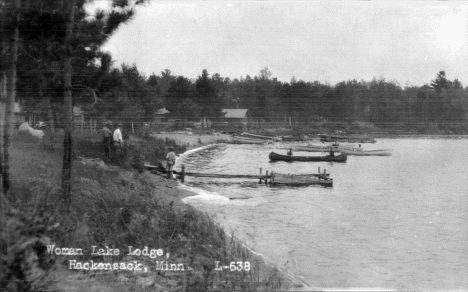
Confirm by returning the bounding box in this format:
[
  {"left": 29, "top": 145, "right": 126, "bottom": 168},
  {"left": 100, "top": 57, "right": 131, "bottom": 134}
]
[{"left": 0, "top": 1, "right": 467, "bottom": 291}]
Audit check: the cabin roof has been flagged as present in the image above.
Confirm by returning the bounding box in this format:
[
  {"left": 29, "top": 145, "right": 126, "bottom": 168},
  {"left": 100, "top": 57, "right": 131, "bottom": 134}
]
[
  {"left": 155, "top": 108, "right": 170, "bottom": 115},
  {"left": 222, "top": 109, "right": 248, "bottom": 118}
]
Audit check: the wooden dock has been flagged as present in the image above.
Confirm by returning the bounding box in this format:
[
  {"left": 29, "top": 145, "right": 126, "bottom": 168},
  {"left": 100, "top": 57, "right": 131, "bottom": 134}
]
[{"left": 144, "top": 163, "right": 333, "bottom": 187}]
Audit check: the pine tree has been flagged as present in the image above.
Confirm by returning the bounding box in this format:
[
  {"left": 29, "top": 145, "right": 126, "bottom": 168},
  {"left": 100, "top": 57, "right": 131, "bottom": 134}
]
[{"left": 430, "top": 71, "right": 451, "bottom": 93}]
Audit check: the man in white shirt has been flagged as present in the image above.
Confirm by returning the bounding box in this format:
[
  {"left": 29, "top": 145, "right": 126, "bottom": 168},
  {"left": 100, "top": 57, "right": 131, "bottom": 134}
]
[{"left": 113, "top": 123, "right": 123, "bottom": 152}]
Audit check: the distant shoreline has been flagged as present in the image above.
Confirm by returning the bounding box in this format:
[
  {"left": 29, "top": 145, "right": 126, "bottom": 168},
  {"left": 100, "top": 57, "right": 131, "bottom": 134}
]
[{"left": 151, "top": 131, "right": 468, "bottom": 147}]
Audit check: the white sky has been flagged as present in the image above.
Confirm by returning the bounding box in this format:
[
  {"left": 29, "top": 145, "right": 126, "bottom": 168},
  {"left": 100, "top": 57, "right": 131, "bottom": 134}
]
[{"left": 102, "top": 1, "right": 468, "bottom": 87}]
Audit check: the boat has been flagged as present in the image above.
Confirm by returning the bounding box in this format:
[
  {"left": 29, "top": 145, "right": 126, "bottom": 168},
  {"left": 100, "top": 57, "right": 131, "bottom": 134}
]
[
  {"left": 339, "top": 149, "right": 393, "bottom": 156},
  {"left": 271, "top": 173, "right": 333, "bottom": 187},
  {"left": 319, "top": 134, "right": 349, "bottom": 142},
  {"left": 281, "top": 135, "right": 307, "bottom": 142},
  {"left": 320, "top": 134, "right": 376, "bottom": 143},
  {"left": 230, "top": 136, "right": 269, "bottom": 144},
  {"left": 291, "top": 144, "right": 355, "bottom": 152},
  {"left": 269, "top": 152, "right": 347, "bottom": 162},
  {"left": 239, "top": 132, "right": 281, "bottom": 141},
  {"left": 347, "top": 137, "right": 376, "bottom": 143}
]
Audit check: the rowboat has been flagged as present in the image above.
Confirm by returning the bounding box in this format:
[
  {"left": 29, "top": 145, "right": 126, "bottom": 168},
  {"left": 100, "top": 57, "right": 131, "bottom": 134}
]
[
  {"left": 291, "top": 144, "right": 355, "bottom": 152},
  {"left": 347, "top": 137, "right": 376, "bottom": 143},
  {"left": 271, "top": 173, "right": 333, "bottom": 187},
  {"left": 320, "top": 134, "right": 376, "bottom": 143},
  {"left": 269, "top": 152, "right": 347, "bottom": 162},
  {"left": 339, "top": 149, "right": 393, "bottom": 156},
  {"left": 230, "top": 136, "right": 269, "bottom": 144},
  {"left": 239, "top": 132, "right": 281, "bottom": 141},
  {"left": 281, "top": 135, "right": 307, "bottom": 142}
]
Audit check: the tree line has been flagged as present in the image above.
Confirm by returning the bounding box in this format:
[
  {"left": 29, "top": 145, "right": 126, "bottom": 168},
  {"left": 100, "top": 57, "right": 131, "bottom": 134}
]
[{"left": 78, "top": 64, "right": 468, "bottom": 134}]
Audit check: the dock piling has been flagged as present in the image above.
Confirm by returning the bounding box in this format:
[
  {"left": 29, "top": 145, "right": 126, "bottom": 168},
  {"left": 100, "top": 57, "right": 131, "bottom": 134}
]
[
  {"left": 265, "top": 170, "right": 269, "bottom": 185},
  {"left": 181, "top": 164, "right": 186, "bottom": 183},
  {"left": 259, "top": 168, "right": 263, "bottom": 183}
]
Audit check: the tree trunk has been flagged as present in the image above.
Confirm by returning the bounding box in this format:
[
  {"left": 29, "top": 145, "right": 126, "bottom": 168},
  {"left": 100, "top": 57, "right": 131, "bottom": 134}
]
[
  {"left": 0, "top": 31, "right": 7, "bottom": 224},
  {"left": 3, "top": 0, "right": 20, "bottom": 198},
  {"left": 0, "top": 74, "right": 5, "bottom": 198},
  {"left": 0, "top": 12, "right": 7, "bottom": 202},
  {"left": 61, "top": 0, "right": 76, "bottom": 211},
  {"left": 44, "top": 95, "right": 55, "bottom": 145},
  {"left": 38, "top": 66, "right": 56, "bottom": 146}
]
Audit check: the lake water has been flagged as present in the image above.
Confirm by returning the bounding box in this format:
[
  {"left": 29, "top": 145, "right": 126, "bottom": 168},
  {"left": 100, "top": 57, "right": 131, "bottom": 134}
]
[{"left": 176, "top": 139, "right": 468, "bottom": 290}]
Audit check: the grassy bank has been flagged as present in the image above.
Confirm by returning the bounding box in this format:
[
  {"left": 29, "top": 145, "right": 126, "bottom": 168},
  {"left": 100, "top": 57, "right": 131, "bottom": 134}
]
[{"left": 1, "top": 130, "right": 296, "bottom": 292}]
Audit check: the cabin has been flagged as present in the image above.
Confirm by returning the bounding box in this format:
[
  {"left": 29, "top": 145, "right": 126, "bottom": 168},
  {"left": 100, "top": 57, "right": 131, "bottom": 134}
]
[
  {"left": 154, "top": 108, "right": 170, "bottom": 123},
  {"left": 212, "top": 109, "right": 249, "bottom": 133},
  {"left": 148, "top": 108, "right": 171, "bottom": 131},
  {"left": 73, "top": 106, "right": 98, "bottom": 131}
]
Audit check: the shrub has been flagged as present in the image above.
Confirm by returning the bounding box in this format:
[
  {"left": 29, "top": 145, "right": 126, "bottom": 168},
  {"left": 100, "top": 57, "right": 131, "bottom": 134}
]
[{"left": 0, "top": 208, "right": 56, "bottom": 292}]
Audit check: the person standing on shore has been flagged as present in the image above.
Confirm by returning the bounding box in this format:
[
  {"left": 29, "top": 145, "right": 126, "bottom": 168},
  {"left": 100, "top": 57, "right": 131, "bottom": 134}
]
[
  {"left": 113, "top": 123, "right": 123, "bottom": 154},
  {"left": 166, "top": 146, "right": 176, "bottom": 178},
  {"left": 101, "top": 121, "right": 113, "bottom": 160}
]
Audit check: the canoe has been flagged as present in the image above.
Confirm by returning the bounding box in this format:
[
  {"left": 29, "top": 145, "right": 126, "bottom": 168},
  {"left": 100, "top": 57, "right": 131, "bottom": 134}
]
[
  {"left": 291, "top": 144, "right": 355, "bottom": 152},
  {"left": 269, "top": 152, "right": 347, "bottom": 162},
  {"left": 239, "top": 132, "right": 281, "bottom": 141},
  {"left": 339, "top": 149, "right": 393, "bottom": 156},
  {"left": 230, "top": 136, "right": 269, "bottom": 144},
  {"left": 271, "top": 173, "right": 333, "bottom": 187}
]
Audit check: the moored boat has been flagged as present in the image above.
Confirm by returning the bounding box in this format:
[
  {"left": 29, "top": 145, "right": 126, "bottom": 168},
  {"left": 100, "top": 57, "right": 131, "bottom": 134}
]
[
  {"left": 269, "top": 152, "right": 347, "bottom": 162},
  {"left": 347, "top": 137, "right": 376, "bottom": 143},
  {"left": 320, "top": 134, "right": 376, "bottom": 143},
  {"left": 239, "top": 132, "right": 281, "bottom": 141},
  {"left": 319, "top": 134, "right": 350, "bottom": 142},
  {"left": 339, "top": 149, "right": 393, "bottom": 156},
  {"left": 291, "top": 144, "right": 355, "bottom": 152},
  {"left": 230, "top": 136, "right": 269, "bottom": 144}
]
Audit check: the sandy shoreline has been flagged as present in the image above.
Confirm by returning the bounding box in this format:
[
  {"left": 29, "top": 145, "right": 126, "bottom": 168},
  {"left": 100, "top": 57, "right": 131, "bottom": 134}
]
[{"left": 151, "top": 132, "right": 231, "bottom": 149}]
